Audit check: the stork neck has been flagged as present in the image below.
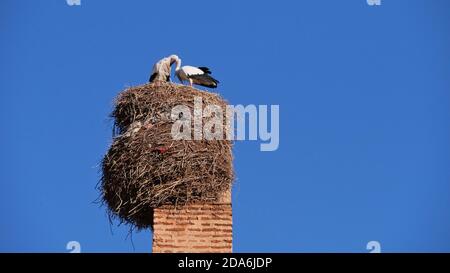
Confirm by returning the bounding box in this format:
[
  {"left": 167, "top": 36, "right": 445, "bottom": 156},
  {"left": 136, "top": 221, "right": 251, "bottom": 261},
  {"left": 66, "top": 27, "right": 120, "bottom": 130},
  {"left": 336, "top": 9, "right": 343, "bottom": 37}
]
[{"left": 175, "top": 59, "right": 181, "bottom": 71}]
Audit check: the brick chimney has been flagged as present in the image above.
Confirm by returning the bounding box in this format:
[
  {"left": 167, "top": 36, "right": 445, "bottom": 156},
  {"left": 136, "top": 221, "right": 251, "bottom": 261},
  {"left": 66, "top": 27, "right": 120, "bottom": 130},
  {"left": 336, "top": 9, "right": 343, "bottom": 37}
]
[{"left": 152, "top": 190, "right": 232, "bottom": 253}]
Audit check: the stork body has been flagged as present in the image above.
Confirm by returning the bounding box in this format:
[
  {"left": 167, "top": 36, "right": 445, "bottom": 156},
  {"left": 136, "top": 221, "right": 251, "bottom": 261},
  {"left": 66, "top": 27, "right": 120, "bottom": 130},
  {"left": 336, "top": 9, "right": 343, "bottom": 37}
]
[
  {"left": 175, "top": 59, "right": 219, "bottom": 88},
  {"left": 149, "top": 54, "right": 179, "bottom": 83}
]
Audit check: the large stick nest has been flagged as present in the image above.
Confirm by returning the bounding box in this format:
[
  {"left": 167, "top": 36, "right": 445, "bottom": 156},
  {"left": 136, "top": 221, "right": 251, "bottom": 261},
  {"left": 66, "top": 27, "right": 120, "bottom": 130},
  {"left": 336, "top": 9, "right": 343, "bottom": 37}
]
[{"left": 100, "top": 82, "right": 234, "bottom": 229}]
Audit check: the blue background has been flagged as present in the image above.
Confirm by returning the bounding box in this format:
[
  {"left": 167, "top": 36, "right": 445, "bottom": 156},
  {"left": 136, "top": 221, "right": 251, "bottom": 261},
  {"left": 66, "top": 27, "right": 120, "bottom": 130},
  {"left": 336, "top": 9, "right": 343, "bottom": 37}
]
[{"left": 1, "top": 0, "right": 449, "bottom": 252}]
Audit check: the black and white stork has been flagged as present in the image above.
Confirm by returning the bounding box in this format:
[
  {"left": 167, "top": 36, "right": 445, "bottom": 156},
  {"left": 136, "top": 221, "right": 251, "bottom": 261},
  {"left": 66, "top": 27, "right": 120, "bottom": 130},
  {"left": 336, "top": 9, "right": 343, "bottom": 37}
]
[
  {"left": 148, "top": 54, "right": 179, "bottom": 83},
  {"left": 174, "top": 58, "right": 219, "bottom": 88}
]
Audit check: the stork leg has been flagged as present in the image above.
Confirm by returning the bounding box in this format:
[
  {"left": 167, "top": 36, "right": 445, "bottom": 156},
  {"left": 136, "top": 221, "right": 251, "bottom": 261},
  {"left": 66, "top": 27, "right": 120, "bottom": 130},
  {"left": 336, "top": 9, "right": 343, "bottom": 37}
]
[{"left": 189, "top": 78, "right": 193, "bottom": 87}]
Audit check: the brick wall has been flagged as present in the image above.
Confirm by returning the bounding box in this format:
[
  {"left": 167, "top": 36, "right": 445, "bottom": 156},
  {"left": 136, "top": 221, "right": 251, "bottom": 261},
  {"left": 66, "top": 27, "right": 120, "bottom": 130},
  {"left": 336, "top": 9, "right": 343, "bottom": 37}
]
[{"left": 152, "top": 191, "right": 232, "bottom": 253}]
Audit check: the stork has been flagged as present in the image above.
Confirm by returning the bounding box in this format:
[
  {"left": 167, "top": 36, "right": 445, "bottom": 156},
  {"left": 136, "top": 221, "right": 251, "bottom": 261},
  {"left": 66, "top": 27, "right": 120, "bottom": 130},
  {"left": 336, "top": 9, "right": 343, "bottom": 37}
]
[
  {"left": 174, "top": 58, "right": 219, "bottom": 88},
  {"left": 149, "top": 54, "right": 179, "bottom": 83}
]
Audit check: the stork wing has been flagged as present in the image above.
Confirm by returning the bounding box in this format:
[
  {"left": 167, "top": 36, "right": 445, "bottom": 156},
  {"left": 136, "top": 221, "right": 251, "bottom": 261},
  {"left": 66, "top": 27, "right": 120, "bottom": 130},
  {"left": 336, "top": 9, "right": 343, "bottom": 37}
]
[
  {"left": 189, "top": 74, "right": 219, "bottom": 88},
  {"left": 149, "top": 57, "right": 172, "bottom": 82},
  {"left": 198, "top": 67, "right": 212, "bottom": 74},
  {"left": 182, "top": 65, "right": 205, "bottom": 76}
]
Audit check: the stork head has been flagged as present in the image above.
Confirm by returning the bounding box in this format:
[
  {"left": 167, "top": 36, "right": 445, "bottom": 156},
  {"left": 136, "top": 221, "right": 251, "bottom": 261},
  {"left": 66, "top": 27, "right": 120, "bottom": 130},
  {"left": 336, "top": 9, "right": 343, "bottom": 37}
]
[
  {"left": 169, "top": 54, "right": 179, "bottom": 66},
  {"left": 170, "top": 55, "right": 182, "bottom": 70}
]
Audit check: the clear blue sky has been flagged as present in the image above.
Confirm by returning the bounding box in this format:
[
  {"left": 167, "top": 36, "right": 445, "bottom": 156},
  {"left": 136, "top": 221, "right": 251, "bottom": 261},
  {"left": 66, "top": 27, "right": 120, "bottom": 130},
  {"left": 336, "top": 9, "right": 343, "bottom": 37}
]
[{"left": 1, "top": 0, "right": 449, "bottom": 252}]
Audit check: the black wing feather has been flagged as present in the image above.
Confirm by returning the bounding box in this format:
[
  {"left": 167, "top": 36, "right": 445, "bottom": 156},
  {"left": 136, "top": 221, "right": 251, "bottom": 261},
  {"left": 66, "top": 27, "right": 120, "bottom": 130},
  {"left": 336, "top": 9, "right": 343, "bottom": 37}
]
[
  {"left": 189, "top": 74, "right": 219, "bottom": 88},
  {"left": 198, "top": 67, "right": 212, "bottom": 74},
  {"left": 149, "top": 73, "right": 170, "bottom": 82},
  {"left": 149, "top": 73, "right": 157, "bottom": 82}
]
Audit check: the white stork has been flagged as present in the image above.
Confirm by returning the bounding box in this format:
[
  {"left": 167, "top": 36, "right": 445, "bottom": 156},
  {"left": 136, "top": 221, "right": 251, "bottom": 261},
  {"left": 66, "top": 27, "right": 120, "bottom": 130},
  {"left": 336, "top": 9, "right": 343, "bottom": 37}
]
[
  {"left": 149, "top": 54, "right": 179, "bottom": 83},
  {"left": 174, "top": 58, "right": 219, "bottom": 88}
]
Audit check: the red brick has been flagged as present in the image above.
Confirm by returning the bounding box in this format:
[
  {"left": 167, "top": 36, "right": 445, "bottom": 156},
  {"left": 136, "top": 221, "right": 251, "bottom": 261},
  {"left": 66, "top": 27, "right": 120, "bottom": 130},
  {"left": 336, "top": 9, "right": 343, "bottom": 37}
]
[{"left": 152, "top": 199, "right": 232, "bottom": 253}]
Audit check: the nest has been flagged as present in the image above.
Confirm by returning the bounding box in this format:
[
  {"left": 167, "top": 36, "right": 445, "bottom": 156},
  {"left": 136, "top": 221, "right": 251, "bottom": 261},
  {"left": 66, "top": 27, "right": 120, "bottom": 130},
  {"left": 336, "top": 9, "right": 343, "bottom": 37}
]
[{"left": 101, "top": 82, "right": 234, "bottom": 229}]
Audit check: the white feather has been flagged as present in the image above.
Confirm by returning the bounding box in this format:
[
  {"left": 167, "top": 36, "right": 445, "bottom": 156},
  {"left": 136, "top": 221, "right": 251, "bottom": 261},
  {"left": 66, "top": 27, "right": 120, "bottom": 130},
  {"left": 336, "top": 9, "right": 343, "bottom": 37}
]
[{"left": 181, "top": 65, "right": 204, "bottom": 76}]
